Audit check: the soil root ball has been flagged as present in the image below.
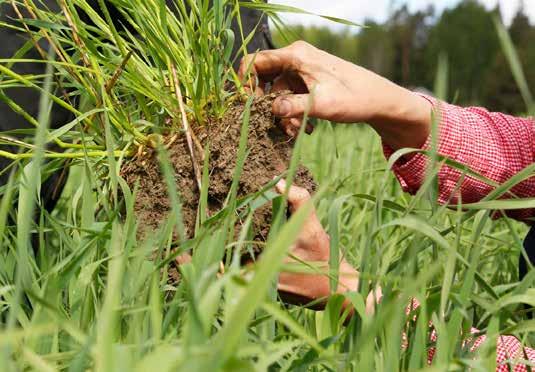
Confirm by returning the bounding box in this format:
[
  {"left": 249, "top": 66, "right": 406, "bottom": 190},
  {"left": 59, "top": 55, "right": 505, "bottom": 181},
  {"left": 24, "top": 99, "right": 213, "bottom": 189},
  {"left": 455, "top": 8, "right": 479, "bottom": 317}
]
[{"left": 121, "top": 93, "right": 316, "bottom": 242}]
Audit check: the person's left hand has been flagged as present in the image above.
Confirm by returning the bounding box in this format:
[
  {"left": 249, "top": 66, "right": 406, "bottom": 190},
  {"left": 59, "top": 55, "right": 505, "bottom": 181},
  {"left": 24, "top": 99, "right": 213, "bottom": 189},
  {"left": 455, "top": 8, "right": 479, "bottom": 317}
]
[{"left": 275, "top": 179, "right": 359, "bottom": 306}]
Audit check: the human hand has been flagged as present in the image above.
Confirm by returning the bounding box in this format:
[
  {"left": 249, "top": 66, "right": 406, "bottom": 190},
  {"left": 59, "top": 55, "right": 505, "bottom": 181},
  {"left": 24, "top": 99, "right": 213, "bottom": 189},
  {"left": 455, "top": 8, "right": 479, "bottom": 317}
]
[
  {"left": 274, "top": 179, "right": 359, "bottom": 306},
  {"left": 239, "top": 41, "right": 432, "bottom": 149}
]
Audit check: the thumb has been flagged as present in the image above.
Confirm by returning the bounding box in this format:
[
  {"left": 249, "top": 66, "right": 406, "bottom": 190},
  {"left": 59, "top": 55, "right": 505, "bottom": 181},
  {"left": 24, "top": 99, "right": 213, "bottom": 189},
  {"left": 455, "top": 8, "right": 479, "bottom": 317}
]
[
  {"left": 275, "top": 178, "right": 311, "bottom": 212},
  {"left": 273, "top": 94, "right": 315, "bottom": 119}
]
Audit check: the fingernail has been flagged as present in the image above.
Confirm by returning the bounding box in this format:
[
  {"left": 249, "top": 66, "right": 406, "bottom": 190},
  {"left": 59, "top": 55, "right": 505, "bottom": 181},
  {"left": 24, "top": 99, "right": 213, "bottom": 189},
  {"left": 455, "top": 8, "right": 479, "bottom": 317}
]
[
  {"left": 275, "top": 178, "right": 286, "bottom": 193},
  {"left": 274, "top": 99, "right": 291, "bottom": 117},
  {"left": 286, "top": 127, "right": 297, "bottom": 137}
]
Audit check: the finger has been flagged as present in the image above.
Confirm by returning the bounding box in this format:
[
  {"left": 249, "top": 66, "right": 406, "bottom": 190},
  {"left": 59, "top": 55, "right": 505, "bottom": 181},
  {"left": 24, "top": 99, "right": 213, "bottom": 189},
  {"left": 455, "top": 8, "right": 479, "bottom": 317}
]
[
  {"left": 288, "top": 118, "right": 312, "bottom": 134},
  {"left": 280, "top": 118, "right": 298, "bottom": 137},
  {"left": 275, "top": 178, "right": 311, "bottom": 211},
  {"left": 272, "top": 74, "right": 291, "bottom": 93},
  {"left": 243, "top": 82, "right": 266, "bottom": 97},
  {"left": 288, "top": 117, "right": 301, "bottom": 130},
  {"left": 365, "top": 287, "right": 383, "bottom": 316},
  {"left": 280, "top": 117, "right": 314, "bottom": 137},
  {"left": 273, "top": 94, "right": 317, "bottom": 119},
  {"left": 240, "top": 64, "right": 266, "bottom": 97},
  {"left": 275, "top": 179, "right": 327, "bottom": 251},
  {"left": 255, "top": 83, "right": 266, "bottom": 97},
  {"left": 176, "top": 253, "right": 192, "bottom": 265},
  {"left": 238, "top": 48, "right": 298, "bottom": 83}
]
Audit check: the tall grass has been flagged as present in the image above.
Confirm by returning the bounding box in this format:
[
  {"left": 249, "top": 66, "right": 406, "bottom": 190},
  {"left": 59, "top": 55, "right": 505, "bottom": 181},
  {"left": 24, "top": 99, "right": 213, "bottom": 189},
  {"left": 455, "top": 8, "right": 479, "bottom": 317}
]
[{"left": 0, "top": 1, "right": 533, "bottom": 371}]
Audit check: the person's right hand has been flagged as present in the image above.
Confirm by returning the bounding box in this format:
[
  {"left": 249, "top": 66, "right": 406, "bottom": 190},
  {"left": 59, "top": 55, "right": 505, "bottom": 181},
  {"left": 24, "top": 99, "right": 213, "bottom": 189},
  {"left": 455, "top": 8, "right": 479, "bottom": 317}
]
[{"left": 239, "top": 41, "right": 432, "bottom": 150}]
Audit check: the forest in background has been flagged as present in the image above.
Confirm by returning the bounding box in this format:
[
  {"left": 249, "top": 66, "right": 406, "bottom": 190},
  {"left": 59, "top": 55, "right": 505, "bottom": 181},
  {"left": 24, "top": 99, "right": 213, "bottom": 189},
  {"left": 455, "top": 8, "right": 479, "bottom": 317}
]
[{"left": 273, "top": 0, "right": 535, "bottom": 114}]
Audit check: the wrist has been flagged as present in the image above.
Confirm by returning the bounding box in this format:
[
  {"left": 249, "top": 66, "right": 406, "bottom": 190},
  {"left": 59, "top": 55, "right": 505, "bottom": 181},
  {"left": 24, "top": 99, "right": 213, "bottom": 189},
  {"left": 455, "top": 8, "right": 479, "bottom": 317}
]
[{"left": 370, "top": 88, "right": 432, "bottom": 150}]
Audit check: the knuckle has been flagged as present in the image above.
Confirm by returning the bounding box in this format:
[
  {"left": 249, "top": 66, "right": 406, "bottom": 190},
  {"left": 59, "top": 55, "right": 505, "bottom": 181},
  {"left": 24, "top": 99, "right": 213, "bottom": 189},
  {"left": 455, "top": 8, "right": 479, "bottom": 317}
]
[
  {"left": 291, "top": 40, "right": 310, "bottom": 50},
  {"left": 238, "top": 60, "right": 247, "bottom": 77},
  {"left": 297, "top": 188, "right": 311, "bottom": 201},
  {"left": 288, "top": 41, "right": 311, "bottom": 69},
  {"left": 239, "top": 55, "right": 254, "bottom": 72}
]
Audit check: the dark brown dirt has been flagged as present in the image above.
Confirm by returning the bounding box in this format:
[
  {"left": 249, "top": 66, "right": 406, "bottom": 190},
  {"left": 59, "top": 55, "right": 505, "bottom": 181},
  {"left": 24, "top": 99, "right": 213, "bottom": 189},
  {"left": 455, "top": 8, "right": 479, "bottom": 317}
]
[{"left": 120, "top": 92, "right": 316, "bottom": 243}]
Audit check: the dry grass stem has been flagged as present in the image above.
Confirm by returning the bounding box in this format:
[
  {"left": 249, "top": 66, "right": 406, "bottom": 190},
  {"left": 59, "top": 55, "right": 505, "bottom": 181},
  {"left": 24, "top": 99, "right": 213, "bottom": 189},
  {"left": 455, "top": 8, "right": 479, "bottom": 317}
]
[{"left": 170, "top": 64, "right": 203, "bottom": 191}]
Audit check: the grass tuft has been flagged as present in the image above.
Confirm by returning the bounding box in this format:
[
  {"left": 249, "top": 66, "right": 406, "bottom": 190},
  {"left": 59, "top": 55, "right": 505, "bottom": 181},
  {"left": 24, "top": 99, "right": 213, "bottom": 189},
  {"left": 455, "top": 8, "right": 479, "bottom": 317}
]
[{"left": 0, "top": 2, "right": 532, "bottom": 371}]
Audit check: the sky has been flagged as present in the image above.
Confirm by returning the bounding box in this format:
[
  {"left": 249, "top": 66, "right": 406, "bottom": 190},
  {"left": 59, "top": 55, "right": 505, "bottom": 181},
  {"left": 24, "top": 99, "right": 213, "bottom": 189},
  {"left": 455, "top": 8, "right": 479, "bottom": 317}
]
[{"left": 272, "top": 0, "right": 535, "bottom": 30}]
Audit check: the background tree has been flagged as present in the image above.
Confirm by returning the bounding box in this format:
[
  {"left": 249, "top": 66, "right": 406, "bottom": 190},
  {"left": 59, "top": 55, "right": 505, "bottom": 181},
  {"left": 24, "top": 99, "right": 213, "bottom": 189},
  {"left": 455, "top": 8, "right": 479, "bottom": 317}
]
[
  {"left": 388, "top": 5, "right": 434, "bottom": 87},
  {"left": 356, "top": 20, "right": 396, "bottom": 78},
  {"left": 425, "top": 0, "right": 500, "bottom": 104}
]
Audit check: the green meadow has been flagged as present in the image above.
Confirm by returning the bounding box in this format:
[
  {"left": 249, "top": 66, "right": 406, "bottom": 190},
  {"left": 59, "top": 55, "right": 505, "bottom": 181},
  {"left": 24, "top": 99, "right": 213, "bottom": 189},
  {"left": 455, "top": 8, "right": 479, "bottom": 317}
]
[{"left": 0, "top": 1, "right": 533, "bottom": 370}]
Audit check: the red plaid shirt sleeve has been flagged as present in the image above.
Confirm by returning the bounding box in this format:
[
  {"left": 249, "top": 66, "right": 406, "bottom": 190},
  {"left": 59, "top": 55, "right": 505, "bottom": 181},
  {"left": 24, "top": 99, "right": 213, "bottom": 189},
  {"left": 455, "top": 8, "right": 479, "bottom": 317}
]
[
  {"left": 383, "top": 94, "right": 535, "bottom": 222},
  {"left": 424, "top": 332, "right": 535, "bottom": 370},
  {"left": 406, "top": 300, "right": 535, "bottom": 370},
  {"left": 389, "top": 98, "right": 535, "bottom": 369},
  {"left": 425, "top": 331, "right": 535, "bottom": 370}
]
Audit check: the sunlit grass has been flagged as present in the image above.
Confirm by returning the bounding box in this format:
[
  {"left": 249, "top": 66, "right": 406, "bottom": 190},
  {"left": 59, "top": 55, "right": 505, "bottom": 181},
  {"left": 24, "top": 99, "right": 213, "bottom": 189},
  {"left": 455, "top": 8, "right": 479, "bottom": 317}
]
[{"left": 0, "top": 1, "right": 533, "bottom": 371}]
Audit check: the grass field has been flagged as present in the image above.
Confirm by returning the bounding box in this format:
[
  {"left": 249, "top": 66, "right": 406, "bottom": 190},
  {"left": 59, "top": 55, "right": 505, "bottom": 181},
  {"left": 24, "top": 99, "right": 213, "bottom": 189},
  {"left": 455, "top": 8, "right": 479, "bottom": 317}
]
[{"left": 0, "top": 1, "right": 534, "bottom": 371}]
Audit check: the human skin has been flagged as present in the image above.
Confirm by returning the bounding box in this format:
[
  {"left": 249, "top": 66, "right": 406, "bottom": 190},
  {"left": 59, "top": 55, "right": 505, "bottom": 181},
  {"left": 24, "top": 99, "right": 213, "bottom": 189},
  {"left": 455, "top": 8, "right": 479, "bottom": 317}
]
[
  {"left": 238, "top": 40, "right": 432, "bottom": 150},
  {"left": 275, "top": 179, "right": 379, "bottom": 313},
  {"left": 239, "top": 44, "right": 535, "bottom": 367},
  {"left": 238, "top": 41, "right": 433, "bottom": 304}
]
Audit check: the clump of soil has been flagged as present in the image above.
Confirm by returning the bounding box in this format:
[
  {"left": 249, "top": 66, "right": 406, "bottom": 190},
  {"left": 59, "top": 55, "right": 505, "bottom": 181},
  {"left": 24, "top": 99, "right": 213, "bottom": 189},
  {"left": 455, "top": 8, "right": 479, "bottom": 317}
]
[{"left": 120, "top": 93, "right": 316, "bottom": 243}]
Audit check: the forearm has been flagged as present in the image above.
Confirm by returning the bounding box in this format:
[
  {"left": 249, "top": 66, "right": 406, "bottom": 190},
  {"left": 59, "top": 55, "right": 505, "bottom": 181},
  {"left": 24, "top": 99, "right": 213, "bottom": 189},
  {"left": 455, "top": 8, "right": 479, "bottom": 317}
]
[{"left": 383, "top": 96, "right": 535, "bottom": 222}]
